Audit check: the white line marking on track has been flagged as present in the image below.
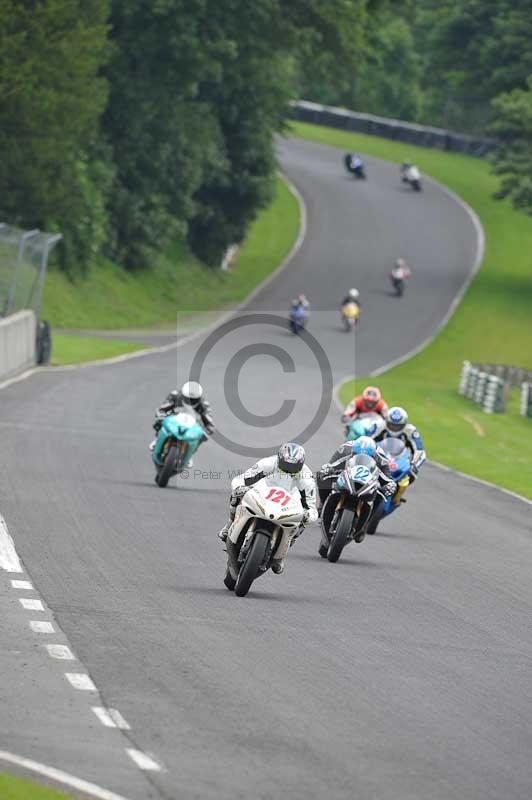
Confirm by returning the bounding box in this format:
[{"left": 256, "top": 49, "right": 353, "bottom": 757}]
[
  {"left": 126, "top": 748, "right": 161, "bottom": 772},
  {"left": 0, "top": 750, "right": 131, "bottom": 800},
  {"left": 46, "top": 644, "right": 75, "bottom": 660},
  {"left": 30, "top": 620, "right": 55, "bottom": 633},
  {"left": 0, "top": 515, "right": 22, "bottom": 572},
  {"left": 92, "top": 707, "right": 131, "bottom": 730},
  {"left": 19, "top": 598, "right": 44, "bottom": 611},
  {"left": 11, "top": 579, "right": 33, "bottom": 590},
  {"left": 65, "top": 672, "right": 97, "bottom": 691}
]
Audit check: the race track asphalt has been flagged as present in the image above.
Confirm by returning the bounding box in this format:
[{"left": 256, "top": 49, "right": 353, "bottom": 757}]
[{"left": 1, "top": 136, "right": 531, "bottom": 800}]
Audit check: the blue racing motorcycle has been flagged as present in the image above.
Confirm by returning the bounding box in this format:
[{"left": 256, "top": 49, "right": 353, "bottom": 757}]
[
  {"left": 367, "top": 437, "right": 411, "bottom": 534},
  {"left": 152, "top": 412, "right": 207, "bottom": 487}
]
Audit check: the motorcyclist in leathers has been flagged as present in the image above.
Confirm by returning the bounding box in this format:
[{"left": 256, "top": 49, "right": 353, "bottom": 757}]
[
  {"left": 218, "top": 443, "right": 318, "bottom": 575},
  {"left": 149, "top": 381, "right": 214, "bottom": 454}
]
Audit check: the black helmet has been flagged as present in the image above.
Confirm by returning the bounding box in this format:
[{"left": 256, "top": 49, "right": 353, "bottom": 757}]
[{"left": 277, "top": 442, "right": 305, "bottom": 474}]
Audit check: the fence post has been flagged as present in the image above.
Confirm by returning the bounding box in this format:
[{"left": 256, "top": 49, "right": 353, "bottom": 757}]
[
  {"left": 482, "top": 376, "right": 506, "bottom": 413},
  {"left": 458, "top": 360, "right": 472, "bottom": 395},
  {"left": 521, "top": 383, "right": 532, "bottom": 418}
]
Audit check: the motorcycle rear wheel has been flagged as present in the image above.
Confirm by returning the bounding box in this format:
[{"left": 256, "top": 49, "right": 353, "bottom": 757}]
[
  {"left": 156, "top": 444, "right": 177, "bottom": 487},
  {"left": 328, "top": 508, "right": 355, "bottom": 563},
  {"left": 235, "top": 531, "right": 270, "bottom": 597}
]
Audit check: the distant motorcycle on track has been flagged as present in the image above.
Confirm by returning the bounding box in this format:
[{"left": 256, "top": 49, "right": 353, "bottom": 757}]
[
  {"left": 289, "top": 304, "right": 308, "bottom": 335},
  {"left": 344, "top": 153, "right": 367, "bottom": 180},
  {"left": 151, "top": 412, "right": 206, "bottom": 487}
]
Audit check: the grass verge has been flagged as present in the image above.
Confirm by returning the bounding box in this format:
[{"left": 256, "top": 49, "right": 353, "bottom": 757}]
[
  {"left": 51, "top": 334, "right": 147, "bottom": 366},
  {"left": 0, "top": 773, "right": 73, "bottom": 799},
  {"left": 291, "top": 121, "right": 532, "bottom": 499},
  {"left": 42, "top": 175, "right": 299, "bottom": 329}
]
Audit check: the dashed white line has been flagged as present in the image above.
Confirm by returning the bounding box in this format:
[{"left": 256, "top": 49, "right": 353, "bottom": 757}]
[
  {"left": 19, "top": 598, "right": 44, "bottom": 611},
  {"left": 30, "top": 620, "right": 55, "bottom": 633},
  {"left": 92, "top": 707, "right": 131, "bottom": 730},
  {"left": 65, "top": 673, "right": 97, "bottom": 691},
  {"left": 46, "top": 644, "right": 75, "bottom": 660},
  {"left": 0, "top": 515, "right": 22, "bottom": 572},
  {"left": 11, "top": 579, "right": 33, "bottom": 590},
  {"left": 126, "top": 748, "right": 161, "bottom": 772}
]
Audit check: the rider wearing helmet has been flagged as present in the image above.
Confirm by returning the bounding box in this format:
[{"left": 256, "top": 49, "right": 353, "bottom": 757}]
[
  {"left": 341, "top": 287, "right": 360, "bottom": 306},
  {"left": 375, "top": 406, "right": 426, "bottom": 483},
  {"left": 218, "top": 443, "right": 318, "bottom": 574},
  {"left": 318, "top": 436, "right": 396, "bottom": 505},
  {"left": 291, "top": 293, "right": 310, "bottom": 310},
  {"left": 317, "top": 437, "right": 396, "bottom": 541},
  {"left": 391, "top": 258, "right": 411, "bottom": 281},
  {"left": 342, "top": 385, "right": 388, "bottom": 424},
  {"left": 150, "top": 381, "right": 214, "bottom": 451}
]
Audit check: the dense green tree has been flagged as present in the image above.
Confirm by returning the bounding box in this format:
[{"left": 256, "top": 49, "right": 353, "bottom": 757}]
[
  {"left": 490, "top": 77, "right": 532, "bottom": 215},
  {"left": 0, "top": 0, "right": 109, "bottom": 269},
  {"left": 105, "top": 0, "right": 369, "bottom": 268}
]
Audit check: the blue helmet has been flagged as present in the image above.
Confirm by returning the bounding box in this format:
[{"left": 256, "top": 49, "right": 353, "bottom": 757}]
[{"left": 352, "top": 436, "right": 376, "bottom": 458}]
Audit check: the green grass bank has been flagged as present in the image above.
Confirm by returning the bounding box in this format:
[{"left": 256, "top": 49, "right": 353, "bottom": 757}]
[
  {"left": 43, "top": 175, "right": 299, "bottom": 330},
  {"left": 291, "top": 121, "right": 532, "bottom": 498},
  {"left": 0, "top": 773, "right": 74, "bottom": 799}
]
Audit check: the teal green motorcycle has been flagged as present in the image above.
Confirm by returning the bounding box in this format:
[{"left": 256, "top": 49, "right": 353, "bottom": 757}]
[{"left": 152, "top": 412, "right": 207, "bottom": 487}]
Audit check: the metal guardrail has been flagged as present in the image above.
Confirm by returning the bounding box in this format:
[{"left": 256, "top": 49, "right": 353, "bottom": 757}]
[
  {"left": 291, "top": 100, "right": 497, "bottom": 158},
  {"left": 0, "top": 223, "right": 62, "bottom": 319}
]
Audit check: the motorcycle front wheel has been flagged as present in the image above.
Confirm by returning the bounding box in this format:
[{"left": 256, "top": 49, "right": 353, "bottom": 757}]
[
  {"left": 235, "top": 531, "right": 270, "bottom": 597},
  {"left": 156, "top": 444, "right": 177, "bottom": 487},
  {"left": 328, "top": 508, "right": 355, "bottom": 563}
]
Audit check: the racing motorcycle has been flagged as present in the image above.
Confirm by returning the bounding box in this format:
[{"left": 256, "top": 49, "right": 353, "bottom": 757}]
[
  {"left": 152, "top": 412, "right": 206, "bottom": 487},
  {"left": 319, "top": 454, "right": 380, "bottom": 563},
  {"left": 344, "top": 412, "right": 385, "bottom": 441},
  {"left": 289, "top": 304, "right": 308, "bottom": 335},
  {"left": 344, "top": 153, "right": 366, "bottom": 180},
  {"left": 223, "top": 478, "right": 305, "bottom": 596},
  {"left": 341, "top": 301, "right": 360, "bottom": 331},
  {"left": 390, "top": 273, "right": 406, "bottom": 296},
  {"left": 401, "top": 165, "right": 422, "bottom": 192},
  {"left": 367, "top": 437, "right": 411, "bottom": 535}
]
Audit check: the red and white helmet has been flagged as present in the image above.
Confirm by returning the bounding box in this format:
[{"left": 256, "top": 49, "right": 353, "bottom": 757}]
[{"left": 362, "top": 386, "right": 381, "bottom": 410}]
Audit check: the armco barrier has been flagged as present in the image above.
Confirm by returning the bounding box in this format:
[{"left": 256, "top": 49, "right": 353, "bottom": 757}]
[
  {"left": 291, "top": 100, "right": 496, "bottom": 157},
  {"left": 0, "top": 310, "right": 36, "bottom": 380}
]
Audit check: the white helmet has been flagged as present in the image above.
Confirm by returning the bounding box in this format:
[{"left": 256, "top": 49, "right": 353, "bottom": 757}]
[
  {"left": 181, "top": 381, "right": 203, "bottom": 407},
  {"left": 348, "top": 288, "right": 359, "bottom": 300},
  {"left": 277, "top": 442, "right": 306, "bottom": 474},
  {"left": 386, "top": 406, "right": 408, "bottom": 436}
]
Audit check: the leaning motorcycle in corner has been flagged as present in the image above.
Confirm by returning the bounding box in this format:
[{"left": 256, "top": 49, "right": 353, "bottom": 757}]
[
  {"left": 318, "top": 454, "right": 380, "bottom": 563},
  {"left": 223, "top": 477, "right": 304, "bottom": 597}
]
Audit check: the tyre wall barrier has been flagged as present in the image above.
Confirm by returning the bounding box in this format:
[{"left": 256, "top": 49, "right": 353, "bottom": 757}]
[
  {"left": 0, "top": 309, "right": 36, "bottom": 381},
  {"left": 458, "top": 360, "right": 507, "bottom": 414},
  {"left": 290, "top": 100, "right": 496, "bottom": 158}
]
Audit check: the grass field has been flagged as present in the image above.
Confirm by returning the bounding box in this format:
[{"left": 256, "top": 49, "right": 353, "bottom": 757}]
[
  {"left": 43, "top": 175, "right": 299, "bottom": 330},
  {"left": 0, "top": 773, "right": 73, "bottom": 799},
  {"left": 291, "top": 121, "right": 532, "bottom": 499},
  {"left": 51, "top": 334, "right": 147, "bottom": 365}
]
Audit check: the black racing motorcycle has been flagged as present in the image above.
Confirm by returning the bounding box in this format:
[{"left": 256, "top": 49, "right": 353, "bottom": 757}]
[
  {"left": 318, "top": 454, "right": 380, "bottom": 563},
  {"left": 344, "top": 153, "right": 367, "bottom": 180}
]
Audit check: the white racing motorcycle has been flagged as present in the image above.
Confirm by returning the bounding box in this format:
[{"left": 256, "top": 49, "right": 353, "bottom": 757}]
[{"left": 223, "top": 477, "right": 305, "bottom": 597}]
